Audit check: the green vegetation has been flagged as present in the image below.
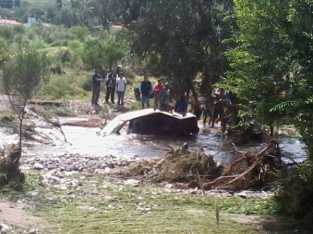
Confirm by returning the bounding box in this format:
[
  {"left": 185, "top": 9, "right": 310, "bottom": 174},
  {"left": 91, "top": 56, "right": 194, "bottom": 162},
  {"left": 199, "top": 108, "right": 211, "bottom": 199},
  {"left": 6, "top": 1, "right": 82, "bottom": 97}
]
[
  {"left": 0, "top": 24, "right": 130, "bottom": 101},
  {"left": 0, "top": 173, "right": 275, "bottom": 234},
  {"left": 221, "top": 0, "right": 313, "bottom": 220},
  {"left": 2, "top": 47, "right": 48, "bottom": 151}
]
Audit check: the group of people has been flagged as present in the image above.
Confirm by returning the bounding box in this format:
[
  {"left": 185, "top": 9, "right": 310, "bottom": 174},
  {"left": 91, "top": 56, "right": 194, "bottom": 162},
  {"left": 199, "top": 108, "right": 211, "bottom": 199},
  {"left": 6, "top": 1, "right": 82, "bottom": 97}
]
[
  {"left": 91, "top": 67, "right": 234, "bottom": 130},
  {"left": 139, "top": 76, "right": 236, "bottom": 131},
  {"left": 139, "top": 76, "right": 188, "bottom": 115},
  {"left": 91, "top": 65, "right": 127, "bottom": 108},
  {"left": 195, "top": 88, "right": 236, "bottom": 131}
]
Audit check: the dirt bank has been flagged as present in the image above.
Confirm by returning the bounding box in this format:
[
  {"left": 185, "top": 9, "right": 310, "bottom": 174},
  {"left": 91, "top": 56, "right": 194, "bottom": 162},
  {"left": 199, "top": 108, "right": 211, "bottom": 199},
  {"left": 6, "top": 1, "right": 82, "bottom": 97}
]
[{"left": 0, "top": 201, "right": 46, "bottom": 233}]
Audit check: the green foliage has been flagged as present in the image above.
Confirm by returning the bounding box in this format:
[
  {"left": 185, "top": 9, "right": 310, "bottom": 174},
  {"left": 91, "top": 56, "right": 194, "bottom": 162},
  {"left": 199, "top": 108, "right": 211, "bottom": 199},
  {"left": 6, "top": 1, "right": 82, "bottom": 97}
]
[
  {"left": 275, "top": 161, "right": 313, "bottom": 221},
  {"left": 69, "top": 26, "right": 89, "bottom": 41},
  {"left": 82, "top": 35, "right": 128, "bottom": 71},
  {"left": 2, "top": 47, "right": 49, "bottom": 101},
  {"left": 223, "top": 0, "right": 313, "bottom": 220},
  {"left": 1, "top": 46, "right": 49, "bottom": 152},
  {"left": 39, "top": 70, "right": 89, "bottom": 100},
  {"left": 0, "top": 26, "right": 25, "bottom": 41},
  {"left": 224, "top": 0, "right": 313, "bottom": 140},
  {"left": 0, "top": 38, "right": 11, "bottom": 67},
  {"left": 120, "top": 0, "right": 236, "bottom": 95}
]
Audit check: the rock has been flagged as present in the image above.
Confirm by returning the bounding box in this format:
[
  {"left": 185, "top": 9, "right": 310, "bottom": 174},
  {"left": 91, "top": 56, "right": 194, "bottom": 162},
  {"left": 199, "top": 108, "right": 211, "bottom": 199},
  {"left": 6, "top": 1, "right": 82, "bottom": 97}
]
[
  {"left": 0, "top": 223, "right": 12, "bottom": 233},
  {"left": 95, "top": 169, "right": 110, "bottom": 175},
  {"left": 28, "top": 228, "right": 38, "bottom": 234},
  {"left": 164, "top": 183, "right": 174, "bottom": 189},
  {"left": 33, "top": 163, "right": 45, "bottom": 170},
  {"left": 124, "top": 179, "right": 140, "bottom": 187}
]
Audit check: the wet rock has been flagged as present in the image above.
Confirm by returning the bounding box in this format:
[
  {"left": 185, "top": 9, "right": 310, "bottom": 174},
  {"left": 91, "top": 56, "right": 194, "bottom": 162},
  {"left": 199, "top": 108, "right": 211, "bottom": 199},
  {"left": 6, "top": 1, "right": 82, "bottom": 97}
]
[
  {"left": 33, "top": 163, "right": 45, "bottom": 170},
  {"left": 0, "top": 223, "right": 12, "bottom": 233}
]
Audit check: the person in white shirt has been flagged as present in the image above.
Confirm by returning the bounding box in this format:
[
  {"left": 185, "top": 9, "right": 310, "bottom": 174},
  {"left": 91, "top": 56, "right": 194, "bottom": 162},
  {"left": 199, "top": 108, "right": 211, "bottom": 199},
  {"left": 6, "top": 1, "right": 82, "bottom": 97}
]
[{"left": 115, "top": 66, "right": 127, "bottom": 106}]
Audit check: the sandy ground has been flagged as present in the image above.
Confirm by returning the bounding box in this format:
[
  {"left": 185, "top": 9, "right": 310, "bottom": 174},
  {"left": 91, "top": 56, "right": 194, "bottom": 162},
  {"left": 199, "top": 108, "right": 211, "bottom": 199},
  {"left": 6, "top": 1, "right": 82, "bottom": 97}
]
[{"left": 0, "top": 201, "right": 45, "bottom": 232}]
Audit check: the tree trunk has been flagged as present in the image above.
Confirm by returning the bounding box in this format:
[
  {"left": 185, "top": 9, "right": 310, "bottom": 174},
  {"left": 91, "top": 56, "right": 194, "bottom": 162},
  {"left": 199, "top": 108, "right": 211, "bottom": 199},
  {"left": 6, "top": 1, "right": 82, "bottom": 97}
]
[
  {"left": 17, "top": 106, "right": 25, "bottom": 164},
  {"left": 18, "top": 118, "right": 23, "bottom": 162}
]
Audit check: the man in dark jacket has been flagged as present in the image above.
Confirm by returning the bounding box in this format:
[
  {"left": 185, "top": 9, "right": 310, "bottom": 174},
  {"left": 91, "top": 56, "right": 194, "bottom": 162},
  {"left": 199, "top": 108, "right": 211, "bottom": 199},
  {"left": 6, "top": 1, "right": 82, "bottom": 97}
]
[
  {"left": 91, "top": 70, "right": 102, "bottom": 106},
  {"left": 140, "top": 75, "right": 152, "bottom": 109},
  {"left": 175, "top": 95, "right": 188, "bottom": 116},
  {"left": 105, "top": 71, "right": 116, "bottom": 104}
]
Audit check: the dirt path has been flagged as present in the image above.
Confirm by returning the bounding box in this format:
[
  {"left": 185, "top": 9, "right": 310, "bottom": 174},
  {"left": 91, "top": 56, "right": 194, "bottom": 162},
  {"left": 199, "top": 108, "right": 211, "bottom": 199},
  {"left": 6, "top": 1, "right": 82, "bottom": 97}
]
[{"left": 0, "top": 201, "right": 46, "bottom": 233}]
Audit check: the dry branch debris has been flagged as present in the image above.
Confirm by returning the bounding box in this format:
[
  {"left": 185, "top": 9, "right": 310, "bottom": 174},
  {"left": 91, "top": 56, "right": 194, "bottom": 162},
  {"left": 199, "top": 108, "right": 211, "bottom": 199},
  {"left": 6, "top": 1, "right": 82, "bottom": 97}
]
[{"left": 121, "top": 141, "right": 282, "bottom": 191}]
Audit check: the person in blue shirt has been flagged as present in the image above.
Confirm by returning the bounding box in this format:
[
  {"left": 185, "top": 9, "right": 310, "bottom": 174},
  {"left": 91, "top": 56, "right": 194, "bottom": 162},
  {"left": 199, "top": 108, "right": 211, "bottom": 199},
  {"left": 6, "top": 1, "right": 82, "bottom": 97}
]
[{"left": 140, "top": 74, "right": 152, "bottom": 109}]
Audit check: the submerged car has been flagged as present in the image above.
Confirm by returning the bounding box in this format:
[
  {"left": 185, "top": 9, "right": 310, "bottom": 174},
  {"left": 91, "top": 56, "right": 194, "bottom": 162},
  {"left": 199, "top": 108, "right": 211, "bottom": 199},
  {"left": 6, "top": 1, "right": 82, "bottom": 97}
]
[{"left": 101, "top": 109, "right": 199, "bottom": 136}]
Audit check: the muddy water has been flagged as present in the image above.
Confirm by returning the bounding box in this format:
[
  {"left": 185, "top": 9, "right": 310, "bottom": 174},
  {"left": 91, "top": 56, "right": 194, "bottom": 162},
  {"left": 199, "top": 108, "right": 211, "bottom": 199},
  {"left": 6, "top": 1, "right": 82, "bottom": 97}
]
[{"left": 25, "top": 120, "right": 308, "bottom": 164}]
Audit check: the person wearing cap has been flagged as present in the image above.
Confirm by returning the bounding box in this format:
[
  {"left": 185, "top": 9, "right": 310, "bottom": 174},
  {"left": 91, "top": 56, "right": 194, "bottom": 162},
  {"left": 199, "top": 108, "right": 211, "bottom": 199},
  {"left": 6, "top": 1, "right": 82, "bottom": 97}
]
[{"left": 115, "top": 65, "right": 127, "bottom": 106}]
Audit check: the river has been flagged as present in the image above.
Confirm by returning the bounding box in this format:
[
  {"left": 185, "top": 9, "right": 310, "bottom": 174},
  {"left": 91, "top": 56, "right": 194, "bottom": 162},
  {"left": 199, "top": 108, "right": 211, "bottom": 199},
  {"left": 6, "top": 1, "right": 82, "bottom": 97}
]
[{"left": 21, "top": 118, "right": 307, "bottom": 165}]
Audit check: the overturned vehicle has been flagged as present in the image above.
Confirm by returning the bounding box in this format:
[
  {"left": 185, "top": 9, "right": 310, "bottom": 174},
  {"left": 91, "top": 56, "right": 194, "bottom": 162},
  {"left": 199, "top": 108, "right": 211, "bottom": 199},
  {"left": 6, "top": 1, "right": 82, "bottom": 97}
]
[{"left": 102, "top": 109, "right": 199, "bottom": 136}]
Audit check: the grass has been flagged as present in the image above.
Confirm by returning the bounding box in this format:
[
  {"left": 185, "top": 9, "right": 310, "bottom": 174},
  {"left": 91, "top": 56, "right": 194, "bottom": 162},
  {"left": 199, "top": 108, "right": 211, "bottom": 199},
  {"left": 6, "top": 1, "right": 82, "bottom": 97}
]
[
  {"left": 0, "top": 173, "right": 275, "bottom": 234},
  {"left": 1, "top": 171, "right": 307, "bottom": 234}
]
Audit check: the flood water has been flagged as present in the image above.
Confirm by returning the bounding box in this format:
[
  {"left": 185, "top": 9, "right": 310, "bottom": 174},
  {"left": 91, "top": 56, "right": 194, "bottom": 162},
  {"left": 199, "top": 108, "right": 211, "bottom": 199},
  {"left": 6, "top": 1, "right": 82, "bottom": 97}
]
[{"left": 23, "top": 119, "right": 308, "bottom": 165}]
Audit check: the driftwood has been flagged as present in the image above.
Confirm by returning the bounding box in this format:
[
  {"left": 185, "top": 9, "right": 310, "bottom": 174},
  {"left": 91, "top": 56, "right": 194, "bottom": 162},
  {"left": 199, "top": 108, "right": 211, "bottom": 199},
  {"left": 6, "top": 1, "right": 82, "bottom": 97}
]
[
  {"left": 119, "top": 141, "right": 282, "bottom": 191},
  {"left": 202, "top": 141, "right": 281, "bottom": 191}
]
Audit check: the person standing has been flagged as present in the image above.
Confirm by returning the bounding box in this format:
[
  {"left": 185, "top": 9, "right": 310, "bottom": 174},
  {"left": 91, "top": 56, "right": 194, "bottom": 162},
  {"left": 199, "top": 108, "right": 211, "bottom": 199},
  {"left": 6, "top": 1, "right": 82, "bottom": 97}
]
[
  {"left": 159, "top": 84, "right": 171, "bottom": 111},
  {"left": 116, "top": 66, "right": 127, "bottom": 106},
  {"left": 175, "top": 95, "right": 188, "bottom": 116},
  {"left": 105, "top": 71, "right": 116, "bottom": 104},
  {"left": 153, "top": 79, "right": 164, "bottom": 110},
  {"left": 91, "top": 70, "right": 102, "bottom": 107},
  {"left": 140, "top": 74, "right": 152, "bottom": 109}
]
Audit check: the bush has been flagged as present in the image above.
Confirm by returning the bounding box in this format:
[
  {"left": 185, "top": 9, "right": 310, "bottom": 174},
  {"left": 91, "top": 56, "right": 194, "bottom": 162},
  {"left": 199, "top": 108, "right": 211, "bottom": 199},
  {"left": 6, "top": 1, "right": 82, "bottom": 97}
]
[
  {"left": 27, "top": 25, "right": 75, "bottom": 46},
  {"left": 274, "top": 161, "right": 313, "bottom": 221},
  {"left": 0, "top": 26, "right": 25, "bottom": 41},
  {"left": 39, "top": 71, "right": 89, "bottom": 100},
  {"left": 70, "top": 26, "right": 89, "bottom": 41}
]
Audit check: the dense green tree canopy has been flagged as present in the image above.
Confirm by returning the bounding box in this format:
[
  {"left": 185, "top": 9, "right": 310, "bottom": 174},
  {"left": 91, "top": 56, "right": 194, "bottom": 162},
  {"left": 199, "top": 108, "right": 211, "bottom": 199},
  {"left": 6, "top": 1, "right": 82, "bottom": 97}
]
[
  {"left": 117, "top": 0, "right": 236, "bottom": 96},
  {"left": 224, "top": 0, "right": 313, "bottom": 154}
]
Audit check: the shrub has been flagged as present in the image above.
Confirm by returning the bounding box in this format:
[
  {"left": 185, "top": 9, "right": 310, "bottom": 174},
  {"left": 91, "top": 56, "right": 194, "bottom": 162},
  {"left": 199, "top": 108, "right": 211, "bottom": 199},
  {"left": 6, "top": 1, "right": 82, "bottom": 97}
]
[
  {"left": 274, "top": 161, "right": 313, "bottom": 221},
  {"left": 70, "top": 26, "right": 89, "bottom": 41},
  {"left": 39, "top": 71, "right": 89, "bottom": 100}
]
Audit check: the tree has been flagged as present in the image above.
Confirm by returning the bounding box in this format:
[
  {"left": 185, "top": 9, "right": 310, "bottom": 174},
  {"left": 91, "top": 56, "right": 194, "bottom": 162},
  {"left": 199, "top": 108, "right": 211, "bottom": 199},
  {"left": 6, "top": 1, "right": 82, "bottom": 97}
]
[
  {"left": 223, "top": 0, "right": 294, "bottom": 133},
  {"left": 0, "top": 38, "right": 10, "bottom": 67},
  {"left": 222, "top": 0, "right": 313, "bottom": 220},
  {"left": 115, "top": 0, "right": 236, "bottom": 98},
  {"left": 224, "top": 0, "right": 313, "bottom": 146},
  {"left": 82, "top": 35, "right": 128, "bottom": 72},
  {"left": 2, "top": 48, "right": 48, "bottom": 160}
]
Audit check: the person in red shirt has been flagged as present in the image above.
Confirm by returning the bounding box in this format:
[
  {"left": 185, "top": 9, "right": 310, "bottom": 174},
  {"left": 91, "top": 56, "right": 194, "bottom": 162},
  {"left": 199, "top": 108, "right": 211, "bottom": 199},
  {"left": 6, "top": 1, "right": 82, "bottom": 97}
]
[{"left": 153, "top": 79, "right": 165, "bottom": 110}]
